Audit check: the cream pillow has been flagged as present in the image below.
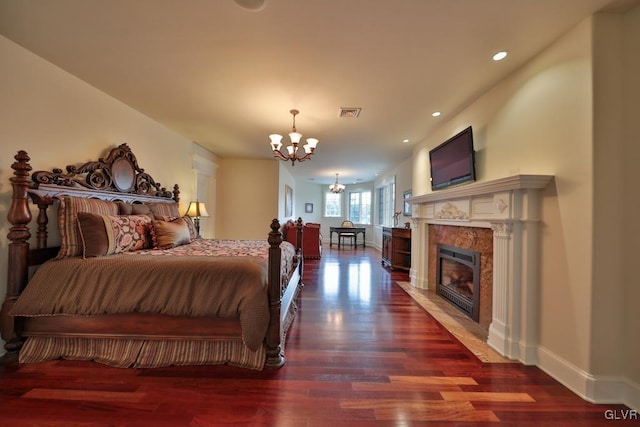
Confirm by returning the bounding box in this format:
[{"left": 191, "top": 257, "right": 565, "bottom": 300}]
[{"left": 151, "top": 217, "right": 192, "bottom": 249}]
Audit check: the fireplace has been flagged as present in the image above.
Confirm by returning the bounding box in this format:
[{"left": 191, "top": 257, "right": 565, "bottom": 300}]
[
  {"left": 408, "top": 174, "right": 553, "bottom": 364},
  {"left": 436, "top": 244, "right": 480, "bottom": 322}
]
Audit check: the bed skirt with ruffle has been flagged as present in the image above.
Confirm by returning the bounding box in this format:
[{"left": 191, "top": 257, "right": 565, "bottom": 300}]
[{"left": 18, "top": 301, "right": 297, "bottom": 370}]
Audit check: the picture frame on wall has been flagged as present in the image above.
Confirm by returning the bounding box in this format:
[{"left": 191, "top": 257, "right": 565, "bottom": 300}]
[
  {"left": 403, "top": 190, "right": 412, "bottom": 216},
  {"left": 285, "top": 185, "right": 293, "bottom": 217},
  {"left": 305, "top": 203, "right": 313, "bottom": 213}
]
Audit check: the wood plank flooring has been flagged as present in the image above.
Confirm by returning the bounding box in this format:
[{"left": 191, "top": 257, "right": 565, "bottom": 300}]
[{"left": 0, "top": 246, "right": 636, "bottom": 426}]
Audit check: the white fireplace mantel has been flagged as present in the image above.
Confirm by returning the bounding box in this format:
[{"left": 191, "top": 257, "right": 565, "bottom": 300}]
[{"left": 408, "top": 175, "right": 553, "bottom": 365}]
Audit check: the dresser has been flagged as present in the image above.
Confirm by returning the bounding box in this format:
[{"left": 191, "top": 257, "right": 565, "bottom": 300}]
[{"left": 381, "top": 227, "right": 411, "bottom": 271}]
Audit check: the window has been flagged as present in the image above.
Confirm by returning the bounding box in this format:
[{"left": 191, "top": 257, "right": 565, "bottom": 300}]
[
  {"left": 324, "top": 192, "right": 342, "bottom": 217},
  {"left": 377, "top": 179, "right": 395, "bottom": 226},
  {"left": 348, "top": 191, "right": 371, "bottom": 224}
]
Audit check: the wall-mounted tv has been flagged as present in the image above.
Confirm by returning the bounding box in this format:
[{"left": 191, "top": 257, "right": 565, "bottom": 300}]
[{"left": 429, "top": 126, "right": 476, "bottom": 190}]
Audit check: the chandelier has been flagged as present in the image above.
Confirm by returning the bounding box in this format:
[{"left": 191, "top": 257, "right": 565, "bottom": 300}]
[
  {"left": 329, "top": 173, "right": 345, "bottom": 193},
  {"left": 269, "top": 109, "right": 319, "bottom": 166}
]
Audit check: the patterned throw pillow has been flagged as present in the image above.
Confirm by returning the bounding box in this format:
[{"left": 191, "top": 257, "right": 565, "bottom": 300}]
[
  {"left": 77, "top": 213, "right": 152, "bottom": 257},
  {"left": 56, "top": 196, "right": 119, "bottom": 259},
  {"left": 104, "top": 214, "right": 153, "bottom": 254},
  {"left": 151, "top": 217, "right": 192, "bottom": 249}
]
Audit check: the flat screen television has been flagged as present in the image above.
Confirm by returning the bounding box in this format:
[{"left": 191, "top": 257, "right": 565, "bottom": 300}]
[{"left": 429, "top": 126, "right": 476, "bottom": 190}]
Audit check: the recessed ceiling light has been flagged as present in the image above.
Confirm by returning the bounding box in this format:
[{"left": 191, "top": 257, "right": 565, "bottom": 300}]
[
  {"left": 233, "top": 0, "right": 267, "bottom": 11},
  {"left": 492, "top": 51, "right": 508, "bottom": 61},
  {"left": 432, "top": 111, "right": 441, "bottom": 117},
  {"left": 403, "top": 139, "right": 410, "bottom": 144}
]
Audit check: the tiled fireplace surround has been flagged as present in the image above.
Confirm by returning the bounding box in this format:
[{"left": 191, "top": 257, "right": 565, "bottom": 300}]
[{"left": 409, "top": 175, "right": 552, "bottom": 364}]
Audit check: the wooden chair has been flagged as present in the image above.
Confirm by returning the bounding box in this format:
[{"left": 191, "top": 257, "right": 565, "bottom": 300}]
[{"left": 339, "top": 220, "right": 356, "bottom": 247}]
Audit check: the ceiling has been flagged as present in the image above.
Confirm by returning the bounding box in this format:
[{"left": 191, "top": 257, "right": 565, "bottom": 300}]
[{"left": 0, "top": 0, "right": 628, "bottom": 185}]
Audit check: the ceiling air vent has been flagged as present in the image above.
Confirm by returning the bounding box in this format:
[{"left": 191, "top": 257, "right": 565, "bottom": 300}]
[{"left": 339, "top": 107, "right": 361, "bottom": 118}]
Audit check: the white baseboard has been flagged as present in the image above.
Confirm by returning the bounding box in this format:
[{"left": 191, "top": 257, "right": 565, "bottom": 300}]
[{"left": 537, "top": 345, "right": 640, "bottom": 410}]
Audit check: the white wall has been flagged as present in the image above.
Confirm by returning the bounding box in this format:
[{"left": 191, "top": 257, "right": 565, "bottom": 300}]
[
  {"left": 373, "top": 156, "right": 413, "bottom": 249},
  {"left": 294, "top": 179, "right": 324, "bottom": 224},
  {"left": 278, "top": 163, "right": 296, "bottom": 223}
]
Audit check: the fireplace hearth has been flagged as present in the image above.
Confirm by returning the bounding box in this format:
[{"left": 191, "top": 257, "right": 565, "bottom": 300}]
[{"left": 436, "top": 244, "right": 480, "bottom": 322}]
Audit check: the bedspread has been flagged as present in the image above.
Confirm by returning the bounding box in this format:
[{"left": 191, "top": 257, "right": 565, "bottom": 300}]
[{"left": 10, "top": 239, "right": 297, "bottom": 351}]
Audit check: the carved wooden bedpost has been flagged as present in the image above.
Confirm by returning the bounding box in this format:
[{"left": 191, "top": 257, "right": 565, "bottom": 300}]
[
  {"left": 264, "top": 218, "right": 285, "bottom": 369},
  {"left": 1, "top": 151, "right": 33, "bottom": 359},
  {"left": 173, "top": 184, "right": 180, "bottom": 203}
]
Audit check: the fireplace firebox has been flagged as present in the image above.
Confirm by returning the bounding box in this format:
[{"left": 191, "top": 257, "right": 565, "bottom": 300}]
[{"left": 436, "top": 244, "right": 480, "bottom": 322}]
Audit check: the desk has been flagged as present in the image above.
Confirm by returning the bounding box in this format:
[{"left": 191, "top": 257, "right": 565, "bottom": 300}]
[{"left": 329, "top": 226, "right": 366, "bottom": 248}]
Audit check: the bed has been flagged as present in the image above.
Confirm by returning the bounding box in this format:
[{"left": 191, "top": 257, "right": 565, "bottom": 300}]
[{"left": 0, "top": 144, "right": 303, "bottom": 370}]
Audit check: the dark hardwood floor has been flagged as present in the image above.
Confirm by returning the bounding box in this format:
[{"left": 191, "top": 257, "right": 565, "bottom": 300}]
[{"left": 0, "top": 246, "right": 635, "bottom": 426}]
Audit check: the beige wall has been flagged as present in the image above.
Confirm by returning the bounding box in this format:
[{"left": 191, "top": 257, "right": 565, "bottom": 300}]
[
  {"left": 414, "top": 18, "right": 594, "bottom": 368},
  {"left": 374, "top": 156, "right": 413, "bottom": 248},
  {"left": 412, "top": 6, "right": 640, "bottom": 406},
  {"left": 215, "top": 158, "right": 279, "bottom": 240},
  {"left": 591, "top": 12, "right": 626, "bottom": 381},
  {"left": 620, "top": 4, "right": 640, "bottom": 386},
  {"left": 0, "top": 35, "right": 203, "bottom": 352}
]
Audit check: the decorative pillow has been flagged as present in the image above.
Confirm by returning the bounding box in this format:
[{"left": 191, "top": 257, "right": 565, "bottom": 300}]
[
  {"left": 131, "top": 203, "right": 152, "bottom": 215},
  {"left": 56, "top": 196, "right": 119, "bottom": 259},
  {"left": 154, "top": 214, "right": 177, "bottom": 221},
  {"left": 77, "top": 213, "right": 153, "bottom": 257},
  {"left": 116, "top": 201, "right": 133, "bottom": 215},
  {"left": 77, "top": 212, "right": 110, "bottom": 257},
  {"left": 151, "top": 217, "right": 192, "bottom": 249},
  {"left": 145, "top": 202, "right": 180, "bottom": 219},
  {"left": 104, "top": 214, "right": 153, "bottom": 254},
  {"left": 182, "top": 215, "right": 198, "bottom": 241}
]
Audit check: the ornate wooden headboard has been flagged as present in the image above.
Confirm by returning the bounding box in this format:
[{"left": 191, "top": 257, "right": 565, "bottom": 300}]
[{"left": 9, "top": 143, "right": 179, "bottom": 248}]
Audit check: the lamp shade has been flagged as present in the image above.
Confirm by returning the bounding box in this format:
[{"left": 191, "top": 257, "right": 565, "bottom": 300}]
[{"left": 186, "top": 201, "right": 209, "bottom": 218}]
